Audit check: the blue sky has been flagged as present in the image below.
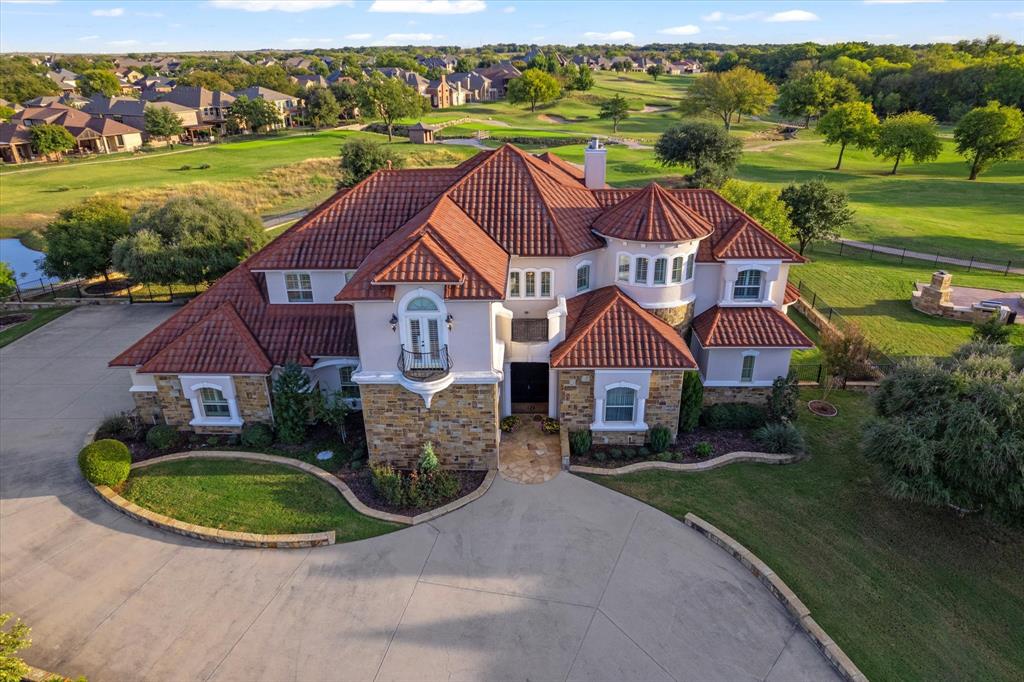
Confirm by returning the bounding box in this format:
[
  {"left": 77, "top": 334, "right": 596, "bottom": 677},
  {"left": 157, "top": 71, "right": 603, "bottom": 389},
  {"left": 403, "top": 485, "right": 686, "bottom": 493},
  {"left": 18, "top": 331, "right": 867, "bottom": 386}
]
[{"left": 1, "top": 0, "right": 1022, "bottom": 53}]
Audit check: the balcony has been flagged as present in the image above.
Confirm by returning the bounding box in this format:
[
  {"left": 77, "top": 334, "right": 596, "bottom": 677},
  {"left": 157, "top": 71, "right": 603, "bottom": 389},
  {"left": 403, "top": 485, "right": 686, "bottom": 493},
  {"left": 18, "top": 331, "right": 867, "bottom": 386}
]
[
  {"left": 398, "top": 345, "right": 452, "bottom": 382},
  {"left": 511, "top": 318, "right": 549, "bottom": 343}
]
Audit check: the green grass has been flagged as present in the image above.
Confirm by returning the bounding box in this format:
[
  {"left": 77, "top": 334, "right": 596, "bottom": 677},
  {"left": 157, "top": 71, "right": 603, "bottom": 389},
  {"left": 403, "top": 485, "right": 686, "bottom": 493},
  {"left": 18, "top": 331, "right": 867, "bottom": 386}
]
[
  {"left": 0, "top": 307, "right": 72, "bottom": 347},
  {"left": 786, "top": 308, "right": 823, "bottom": 380},
  {"left": 794, "top": 249, "right": 1024, "bottom": 356},
  {"left": 590, "top": 388, "right": 1024, "bottom": 682},
  {"left": 121, "top": 458, "right": 398, "bottom": 540}
]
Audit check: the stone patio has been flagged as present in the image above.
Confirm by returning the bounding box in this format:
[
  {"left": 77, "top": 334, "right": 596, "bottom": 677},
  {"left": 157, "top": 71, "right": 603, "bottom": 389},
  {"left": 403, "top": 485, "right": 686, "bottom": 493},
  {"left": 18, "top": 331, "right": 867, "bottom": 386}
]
[{"left": 498, "top": 416, "right": 562, "bottom": 484}]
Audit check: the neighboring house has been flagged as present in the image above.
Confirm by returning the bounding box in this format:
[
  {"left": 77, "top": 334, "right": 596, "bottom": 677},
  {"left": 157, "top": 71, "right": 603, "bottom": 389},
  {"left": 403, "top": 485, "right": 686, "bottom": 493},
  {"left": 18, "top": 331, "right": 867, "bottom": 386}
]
[
  {"left": 116, "top": 67, "right": 145, "bottom": 83},
  {"left": 283, "top": 56, "right": 314, "bottom": 71},
  {"left": 138, "top": 76, "right": 176, "bottom": 96},
  {"left": 112, "top": 140, "right": 811, "bottom": 472},
  {"left": 447, "top": 71, "right": 494, "bottom": 102},
  {"left": 0, "top": 122, "right": 33, "bottom": 164},
  {"left": 0, "top": 98, "right": 23, "bottom": 114},
  {"left": 231, "top": 86, "right": 298, "bottom": 128},
  {"left": 46, "top": 68, "right": 79, "bottom": 94},
  {"left": 22, "top": 94, "right": 88, "bottom": 109},
  {"left": 3, "top": 104, "right": 143, "bottom": 162},
  {"left": 679, "top": 59, "right": 703, "bottom": 74},
  {"left": 477, "top": 63, "right": 521, "bottom": 98},
  {"left": 83, "top": 95, "right": 201, "bottom": 142},
  {"left": 146, "top": 86, "right": 236, "bottom": 135},
  {"left": 425, "top": 74, "right": 466, "bottom": 108},
  {"left": 326, "top": 71, "right": 356, "bottom": 85},
  {"left": 291, "top": 74, "right": 328, "bottom": 90},
  {"left": 418, "top": 55, "right": 458, "bottom": 72}
]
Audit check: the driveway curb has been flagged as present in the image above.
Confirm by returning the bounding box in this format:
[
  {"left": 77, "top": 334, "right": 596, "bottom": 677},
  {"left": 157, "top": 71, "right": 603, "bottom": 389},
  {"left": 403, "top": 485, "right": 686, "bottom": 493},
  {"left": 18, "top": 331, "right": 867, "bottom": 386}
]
[
  {"left": 569, "top": 450, "right": 797, "bottom": 475},
  {"left": 684, "top": 513, "right": 868, "bottom": 682}
]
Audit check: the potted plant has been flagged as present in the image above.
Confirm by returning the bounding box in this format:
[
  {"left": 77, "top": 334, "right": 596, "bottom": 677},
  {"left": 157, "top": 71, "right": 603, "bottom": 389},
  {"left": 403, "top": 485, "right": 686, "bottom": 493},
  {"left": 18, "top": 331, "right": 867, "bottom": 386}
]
[
  {"left": 500, "top": 415, "right": 522, "bottom": 433},
  {"left": 541, "top": 417, "right": 560, "bottom": 434}
]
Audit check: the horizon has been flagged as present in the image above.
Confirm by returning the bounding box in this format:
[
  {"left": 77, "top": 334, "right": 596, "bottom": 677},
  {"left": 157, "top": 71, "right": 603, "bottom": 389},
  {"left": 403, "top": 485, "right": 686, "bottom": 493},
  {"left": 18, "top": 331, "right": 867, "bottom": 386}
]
[{"left": 0, "top": 0, "right": 1021, "bottom": 54}]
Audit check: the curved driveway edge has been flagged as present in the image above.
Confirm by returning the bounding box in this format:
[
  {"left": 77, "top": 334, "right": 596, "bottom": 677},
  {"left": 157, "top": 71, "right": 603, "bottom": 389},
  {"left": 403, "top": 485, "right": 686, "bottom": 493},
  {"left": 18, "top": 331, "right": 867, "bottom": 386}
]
[{"left": 571, "top": 450, "right": 797, "bottom": 475}]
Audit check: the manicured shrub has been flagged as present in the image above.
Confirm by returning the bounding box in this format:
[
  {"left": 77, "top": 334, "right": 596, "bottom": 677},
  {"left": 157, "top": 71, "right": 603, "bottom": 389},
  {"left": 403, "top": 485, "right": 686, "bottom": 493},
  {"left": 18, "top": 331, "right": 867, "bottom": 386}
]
[
  {"left": 418, "top": 441, "right": 439, "bottom": 474},
  {"left": 767, "top": 369, "right": 799, "bottom": 423},
  {"left": 240, "top": 423, "right": 274, "bottom": 449},
  {"left": 648, "top": 425, "right": 672, "bottom": 453},
  {"left": 679, "top": 372, "right": 703, "bottom": 433},
  {"left": 593, "top": 450, "right": 608, "bottom": 462},
  {"left": 638, "top": 446, "right": 651, "bottom": 458},
  {"left": 420, "top": 470, "right": 459, "bottom": 506},
  {"left": 623, "top": 447, "right": 638, "bottom": 459},
  {"left": 145, "top": 424, "right": 180, "bottom": 451},
  {"left": 609, "top": 447, "right": 624, "bottom": 460},
  {"left": 701, "top": 403, "right": 767, "bottom": 430},
  {"left": 657, "top": 451, "right": 674, "bottom": 462},
  {"left": 569, "top": 430, "right": 592, "bottom": 456},
  {"left": 371, "top": 464, "right": 405, "bottom": 507},
  {"left": 694, "top": 441, "right": 714, "bottom": 459},
  {"left": 96, "top": 412, "right": 139, "bottom": 441},
  {"left": 753, "top": 422, "right": 806, "bottom": 454},
  {"left": 78, "top": 439, "right": 131, "bottom": 487}
]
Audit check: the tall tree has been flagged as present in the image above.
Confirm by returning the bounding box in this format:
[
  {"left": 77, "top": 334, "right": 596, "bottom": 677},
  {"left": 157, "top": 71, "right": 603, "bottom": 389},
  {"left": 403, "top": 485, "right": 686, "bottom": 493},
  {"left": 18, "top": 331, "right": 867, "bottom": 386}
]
[
  {"left": 176, "top": 69, "right": 234, "bottom": 92},
  {"left": 42, "top": 197, "right": 131, "bottom": 283},
  {"left": 228, "top": 95, "right": 282, "bottom": 133},
  {"left": 680, "top": 66, "right": 775, "bottom": 131},
  {"left": 273, "top": 363, "right": 312, "bottom": 445},
  {"left": 953, "top": 101, "right": 1024, "bottom": 180},
  {"left": 776, "top": 71, "right": 856, "bottom": 127},
  {"left": 646, "top": 64, "right": 665, "bottom": 81},
  {"left": 654, "top": 121, "right": 743, "bottom": 188},
  {"left": 0, "top": 55, "right": 60, "bottom": 102},
  {"left": 873, "top": 111, "right": 942, "bottom": 174},
  {"left": 817, "top": 101, "right": 880, "bottom": 169},
  {"left": 304, "top": 86, "right": 341, "bottom": 129},
  {"left": 29, "top": 123, "right": 76, "bottom": 160},
  {"left": 781, "top": 179, "right": 855, "bottom": 254},
  {"left": 357, "top": 73, "right": 425, "bottom": 141},
  {"left": 0, "top": 105, "right": 14, "bottom": 122},
  {"left": 338, "top": 137, "right": 403, "bottom": 187},
  {"left": 569, "top": 64, "right": 594, "bottom": 91},
  {"left": 507, "top": 68, "right": 560, "bottom": 112},
  {"left": 144, "top": 105, "right": 184, "bottom": 144},
  {"left": 80, "top": 69, "right": 121, "bottom": 97},
  {"left": 112, "top": 196, "right": 267, "bottom": 285},
  {"left": 598, "top": 94, "right": 630, "bottom": 133},
  {"left": 719, "top": 180, "right": 794, "bottom": 242}
]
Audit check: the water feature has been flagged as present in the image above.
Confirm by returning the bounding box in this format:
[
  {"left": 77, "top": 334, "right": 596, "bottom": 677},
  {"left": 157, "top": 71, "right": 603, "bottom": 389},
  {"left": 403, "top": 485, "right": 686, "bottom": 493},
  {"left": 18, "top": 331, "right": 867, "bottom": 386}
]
[{"left": 0, "top": 238, "right": 58, "bottom": 288}]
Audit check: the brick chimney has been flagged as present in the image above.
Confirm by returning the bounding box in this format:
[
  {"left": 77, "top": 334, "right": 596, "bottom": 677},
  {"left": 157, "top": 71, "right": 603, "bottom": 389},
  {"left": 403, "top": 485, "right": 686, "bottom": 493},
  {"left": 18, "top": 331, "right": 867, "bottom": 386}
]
[{"left": 583, "top": 137, "right": 607, "bottom": 189}]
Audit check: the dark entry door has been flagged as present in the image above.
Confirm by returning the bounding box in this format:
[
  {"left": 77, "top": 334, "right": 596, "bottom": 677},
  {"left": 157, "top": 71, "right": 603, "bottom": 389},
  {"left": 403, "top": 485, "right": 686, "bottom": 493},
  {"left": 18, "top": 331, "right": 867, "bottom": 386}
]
[{"left": 510, "top": 362, "right": 548, "bottom": 412}]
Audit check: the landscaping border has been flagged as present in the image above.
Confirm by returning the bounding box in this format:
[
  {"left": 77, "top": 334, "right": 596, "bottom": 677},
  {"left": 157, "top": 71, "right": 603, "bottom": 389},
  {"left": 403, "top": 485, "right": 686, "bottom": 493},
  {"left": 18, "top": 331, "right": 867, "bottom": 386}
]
[
  {"left": 569, "top": 450, "right": 797, "bottom": 476},
  {"left": 683, "top": 513, "right": 868, "bottom": 682},
  {"left": 90, "top": 450, "right": 498, "bottom": 547}
]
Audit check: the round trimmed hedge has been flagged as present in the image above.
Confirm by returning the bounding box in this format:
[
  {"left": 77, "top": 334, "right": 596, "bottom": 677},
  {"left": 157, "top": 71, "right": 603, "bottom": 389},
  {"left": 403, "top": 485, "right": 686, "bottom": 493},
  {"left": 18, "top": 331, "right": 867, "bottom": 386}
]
[{"left": 79, "top": 439, "right": 131, "bottom": 487}]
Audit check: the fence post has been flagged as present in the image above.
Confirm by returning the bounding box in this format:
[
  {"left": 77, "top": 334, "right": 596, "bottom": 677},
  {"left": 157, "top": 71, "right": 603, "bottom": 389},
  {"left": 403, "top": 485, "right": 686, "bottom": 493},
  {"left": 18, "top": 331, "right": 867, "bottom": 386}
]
[
  {"left": 1007, "top": 261, "right": 1012, "bottom": 276},
  {"left": 816, "top": 365, "right": 822, "bottom": 384},
  {"left": 838, "top": 241, "right": 844, "bottom": 256},
  {"left": 935, "top": 251, "right": 940, "bottom": 265},
  {"left": 967, "top": 256, "right": 974, "bottom": 273},
  {"left": 827, "top": 308, "right": 834, "bottom": 322},
  {"left": 869, "top": 244, "right": 875, "bottom": 259},
  {"left": 900, "top": 247, "right": 906, "bottom": 265}
]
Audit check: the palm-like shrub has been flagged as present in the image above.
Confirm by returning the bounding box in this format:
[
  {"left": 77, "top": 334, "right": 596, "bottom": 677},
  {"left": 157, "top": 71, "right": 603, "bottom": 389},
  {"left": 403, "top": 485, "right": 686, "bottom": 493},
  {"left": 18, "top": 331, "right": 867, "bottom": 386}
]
[{"left": 753, "top": 422, "right": 806, "bottom": 454}]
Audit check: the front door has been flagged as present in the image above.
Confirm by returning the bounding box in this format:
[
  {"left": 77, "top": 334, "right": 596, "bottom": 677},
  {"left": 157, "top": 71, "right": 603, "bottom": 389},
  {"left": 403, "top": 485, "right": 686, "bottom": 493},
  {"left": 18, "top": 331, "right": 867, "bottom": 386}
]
[
  {"left": 408, "top": 316, "right": 442, "bottom": 368},
  {"left": 510, "top": 362, "right": 548, "bottom": 413}
]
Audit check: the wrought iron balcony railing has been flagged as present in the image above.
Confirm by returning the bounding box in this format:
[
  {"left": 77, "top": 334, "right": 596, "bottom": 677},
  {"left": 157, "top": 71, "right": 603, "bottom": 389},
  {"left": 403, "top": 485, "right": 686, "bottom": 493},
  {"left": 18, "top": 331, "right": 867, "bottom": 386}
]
[{"left": 398, "top": 345, "right": 452, "bottom": 381}]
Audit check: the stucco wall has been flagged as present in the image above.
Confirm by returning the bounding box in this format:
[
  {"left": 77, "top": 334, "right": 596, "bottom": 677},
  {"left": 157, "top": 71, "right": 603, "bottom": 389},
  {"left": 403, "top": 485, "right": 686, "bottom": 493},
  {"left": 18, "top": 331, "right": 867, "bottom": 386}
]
[
  {"left": 700, "top": 347, "right": 794, "bottom": 387},
  {"left": 264, "top": 270, "right": 350, "bottom": 304}
]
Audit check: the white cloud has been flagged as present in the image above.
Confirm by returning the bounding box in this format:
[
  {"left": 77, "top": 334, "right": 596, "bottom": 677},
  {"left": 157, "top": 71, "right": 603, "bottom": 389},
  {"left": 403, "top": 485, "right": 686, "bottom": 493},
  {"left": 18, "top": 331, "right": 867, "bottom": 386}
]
[
  {"left": 702, "top": 11, "right": 722, "bottom": 21},
  {"left": 91, "top": 7, "right": 124, "bottom": 16},
  {"left": 658, "top": 24, "right": 700, "bottom": 36},
  {"left": 500, "top": 5, "right": 515, "bottom": 12},
  {"left": 765, "top": 9, "right": 819, "bottom": 22},
  {"left": 705, "top": 11, "right": 764, "bottom": 21},
  {"left": 344, "top": 32, "right": 372, "bottom": 39},
  {"left": 369, "top": 1, "right": 486, "bottom": 14},
  {"left": 106, "top": 39, "right": 140, "bottom": 46},
  {"left": 583, "top": 30, "right": 635, "bottom": 42},
  {"left": 383, "top": 32, "right": 442, "bottom": 41},
  {"left": 78, "top": 35, "right": 100, "bottom": 41},
  {"left": 209, "top": 1, "right": 351, "bottom": 12}
]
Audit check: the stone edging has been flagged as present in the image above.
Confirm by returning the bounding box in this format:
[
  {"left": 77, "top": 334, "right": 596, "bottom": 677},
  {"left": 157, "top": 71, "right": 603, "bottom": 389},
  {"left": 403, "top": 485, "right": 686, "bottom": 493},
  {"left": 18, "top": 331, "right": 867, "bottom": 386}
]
[
  {"left": 569, "top": 450, "right": 797, "bottom": 476},
  {"left": 683, "top": 513, "right": 868, "bottom": 682}
]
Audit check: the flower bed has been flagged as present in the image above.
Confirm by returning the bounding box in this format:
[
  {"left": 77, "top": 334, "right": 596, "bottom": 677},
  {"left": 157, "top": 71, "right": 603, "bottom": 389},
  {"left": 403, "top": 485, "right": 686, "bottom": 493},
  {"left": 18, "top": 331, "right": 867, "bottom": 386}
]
[
  {"left": 340, "top": 468, "right": 488, "bottom": 516},
  {"left": 572, "top": 427, "right": 760, "bottom": 469}
]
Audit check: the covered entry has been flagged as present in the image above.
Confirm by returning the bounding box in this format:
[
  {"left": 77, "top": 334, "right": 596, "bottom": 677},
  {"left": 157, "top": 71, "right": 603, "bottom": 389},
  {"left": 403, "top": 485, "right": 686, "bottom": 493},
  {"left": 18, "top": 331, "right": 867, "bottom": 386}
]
[{"left": 509, "top": 362, "right": 548, "bottom": 414}]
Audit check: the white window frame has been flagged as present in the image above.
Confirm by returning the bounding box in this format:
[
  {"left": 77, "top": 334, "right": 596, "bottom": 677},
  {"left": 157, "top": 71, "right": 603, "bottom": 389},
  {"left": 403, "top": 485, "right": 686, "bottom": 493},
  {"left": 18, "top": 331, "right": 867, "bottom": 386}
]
[
  {"left": 633, "top": 256, "right": 649, "bottom": 285},
  {"left": 740, "top": 351, "right": 758, "bottom": 382},
  {"left": 604, "top": 385, "right": 638, "bottom": 423},
  {"left": 507, "top": 268, "right": 555, "bottom": 300},
  {"left": 616, "top": 254, "right": 631, "bottom": 282},
  {"left": 671, "top": 256, "right": 683, "bottom": 283},
  {"left": 338, "top": 365, "right": 360, "bottom": 400},
  {"left": 592, "top": 380, "right": 647, "bottom": 431},
  {"left": 653, "top": 257, "right": 668, "bottom": 285},
  {"left": 576, "top": 261, "right": 592, "bottom": 293},
  {"left": 183, "top": 376, "right": 242, "bottom": 427},
  {"left": 733, "top": 269, "right": 764, "bottom": 301},
  {"left": 615, "top": 248, "right": 697, "bottom": 288},
  {"left": 285, "top": 271, "right": 313, "bottom": 303},
  {"left": 685, "top": 253, "right": 696, "bottom": 281}
]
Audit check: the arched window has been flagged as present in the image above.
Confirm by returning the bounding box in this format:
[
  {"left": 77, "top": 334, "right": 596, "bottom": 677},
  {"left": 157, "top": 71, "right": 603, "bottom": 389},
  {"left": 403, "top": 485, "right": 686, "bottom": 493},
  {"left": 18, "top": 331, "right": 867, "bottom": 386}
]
[
  {"left": 605, "top": 386, "right": 637, "bottom": 422},
  {"left": 653, "top": 257, "right": 668, "bottom": 285},
  {"left": 733, "top": 269, "right": 763, "bottom": 301},
  {"left": 199, "top": 387, "right": 230, "bottom": 418},
  {"left": 400, "top": 291, "right": 446, "bottom": 366},
  {"left": 407, "top": 296, "right": 439, "bottom": 312}
]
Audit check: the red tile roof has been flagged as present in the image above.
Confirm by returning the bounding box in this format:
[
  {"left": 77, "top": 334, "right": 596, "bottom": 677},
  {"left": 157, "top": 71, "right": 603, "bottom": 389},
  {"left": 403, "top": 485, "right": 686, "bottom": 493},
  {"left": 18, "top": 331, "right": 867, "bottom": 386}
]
[
  {"left": 139, "top": 302, "right": 272, "bottom": 374},
  {"left": 691, "top": 306, "right": 813, "bottom": 348},
  {"left": 373, "top": 234, "right": 466, "bottom": 284},
  {"left": 550, "top": 286, "right": 697, "bottom": 369},
  {"left": 784, "top": 281, "right": 801, "bottom": 305},
  {"left": 713, "top": 217, "right": 802, "bottom": 261},
  {"left": 592, "top": 182, "right": 713, "bottom": 242}
]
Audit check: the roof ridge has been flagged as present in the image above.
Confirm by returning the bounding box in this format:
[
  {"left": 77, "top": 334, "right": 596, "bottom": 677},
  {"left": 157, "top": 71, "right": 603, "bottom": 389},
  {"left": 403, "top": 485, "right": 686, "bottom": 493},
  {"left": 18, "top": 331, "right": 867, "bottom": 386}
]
[
  {"left": 552, "top": 287, "right": 623, "bottom": 363},
  {"left": 219, "top": 301, "right": 273, "bottom": 368},
  {"left": 713, "top": 216, "right": 748, "bottom": 256},
  {"left": 372, "top": 230, "right": 466, "bottom": 284},
  {"left": 138, "top": 300, "right": 270, "bottom": 373}
]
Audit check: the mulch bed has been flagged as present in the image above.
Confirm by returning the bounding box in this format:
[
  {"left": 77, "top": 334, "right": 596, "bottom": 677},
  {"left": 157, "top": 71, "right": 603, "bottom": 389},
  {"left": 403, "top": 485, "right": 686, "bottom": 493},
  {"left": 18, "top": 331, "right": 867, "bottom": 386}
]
[
  {"left": 0, "top": 314, "right": 31, "bottom": 328},
  {"left": 339, "top": 468, "right": 487, "bottom": 516},
  {"left": 572, "top": 427, "right": 760, "bottom": 469},
  {"left": 83, "top": 278, "right": 134, "bottom": 295}
]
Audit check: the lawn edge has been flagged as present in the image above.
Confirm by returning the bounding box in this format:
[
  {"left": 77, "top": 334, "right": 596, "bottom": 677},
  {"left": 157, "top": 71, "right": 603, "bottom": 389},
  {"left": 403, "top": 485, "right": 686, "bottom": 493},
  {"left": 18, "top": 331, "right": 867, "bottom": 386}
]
[{"left": 569, "top": 451, "right": 797, "bottom": 475}]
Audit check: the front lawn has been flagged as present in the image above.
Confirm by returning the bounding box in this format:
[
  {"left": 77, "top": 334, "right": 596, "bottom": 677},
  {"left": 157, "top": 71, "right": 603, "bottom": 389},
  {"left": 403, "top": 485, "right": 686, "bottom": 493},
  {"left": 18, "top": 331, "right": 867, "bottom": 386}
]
[
  {"left": 121, "top": 458, "right": 398, "bottom": 541},
  {"left": 0, "top": 306, "right": 72, "bottom": 347},
  {"left": 588, "top": 389, "right": 1024, "bottom": 681}
]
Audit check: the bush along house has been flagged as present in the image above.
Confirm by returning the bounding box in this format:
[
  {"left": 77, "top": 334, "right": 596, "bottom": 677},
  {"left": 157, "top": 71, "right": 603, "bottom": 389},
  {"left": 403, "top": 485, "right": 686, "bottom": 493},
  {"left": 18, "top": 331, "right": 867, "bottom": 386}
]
[{"left": 111, "top": 140, "right": 812, "bottom": 469}]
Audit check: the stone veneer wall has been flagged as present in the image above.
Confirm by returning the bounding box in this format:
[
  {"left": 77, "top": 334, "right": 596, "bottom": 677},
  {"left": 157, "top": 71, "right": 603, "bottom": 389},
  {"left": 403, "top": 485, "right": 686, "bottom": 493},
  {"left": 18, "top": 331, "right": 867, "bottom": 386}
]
[
  {"left": 132, "top": 391, "right": 162, "bottom": 426},
  {"left": 558, "top": 369, "right": 685, "bottom": 445},
  {"left": 361, "top": 383, "right": 499, "bottom": 471},
  {"left": 645, "top": 370, "right": 685, "bottom": 439},
  {"left": 650, "top": 302, "right": 695, "bottom": 334},
  {"left": 558, "top": 370, "right": 594, "bottom": 431},
  {"left": 152, "top": 374, "right": 272, "bottom": 434},
  {"left": 702, "top": 385, "right": 773, "bottom": 406}
]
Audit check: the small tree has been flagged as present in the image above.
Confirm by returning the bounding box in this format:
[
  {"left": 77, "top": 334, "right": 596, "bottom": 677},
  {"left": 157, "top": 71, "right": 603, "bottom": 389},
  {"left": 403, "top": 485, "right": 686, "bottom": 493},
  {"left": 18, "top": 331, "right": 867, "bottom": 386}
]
[
  {"left": 507, "top": 68, "right": 560, "bottom": 112},
  {"left": 0, "top": 263, "right": 15, "bottom": 299},
  {"left": 819, "top": 324, "right": 873, "bottom": 392},
  {"left": 314, "top": 390, "right": 350, "bottom": 443},
  {"left": 767, "top": 370, "right": 800, "bottom": 423},
  {"left": 30, "top": 123, "right": 76, "bottom": 160},
  {"left": 646, "top": 64, "right": 665, "bottom": 81},
  {"left": 304, "top": 86, "right": 342, "bottom": 130},
  {"left": 776, "top": 71, "right": 856, "bottom": 128},
  {"left": 273, "top": 363, "right": 311, "bottom": 445},
  {"left": 972, "top": 312, "right": 1011, "bottom": 344},
  {"left": 80, "top": 68, "right": 121, "bottom": 97},
  {"left": 144, "top": 104, "right": 184, "bottom": 145},
  {"left": 654, "top": 121, "right": 743, "bottom": 188},
  {"left": 42, "top": 196, "right": 131, "bottom": 283},
  {"left": 569, "top": 65, "right": 594, "bottom": 91},
  {"left": 338, "top": 137, "right": 403, "bottom": 187},
  {"left": 418, "top": 441, "right": 439, "bottom": 474},
  {"left": 680, "top": 66, "right": 776, "bottom": 131},
  {"left": 357, "top": 73, "right": 425, "bottom": 141},
  {"left": 598, "top": 94, "right": 630, "bottom": 133},
  {"left": 873, "top": 111, "right": 942, "bottom": 175},
  {"left": 678, "top": 371, "right": 703, "bottom": 433},
  {"left": 719, "top": 179, "right": 794, "bottom": 242},
  {"left": 781, "top": 179, "right": 855, "bottom": 254},
  {"left": 229, "top": 95, "right": 282, "bottom": 133},
  {"left": 0, "top": 613, "right": 31, "bottom": 682},
  {"left": 953, "top": 101, "right": 1024, "bottom": 181},
  {"left": 817, "top": 101, "right": 880, "bottom": 170},
  {"left": 0, "top": 105, "right": 14, "bottom": 122}
]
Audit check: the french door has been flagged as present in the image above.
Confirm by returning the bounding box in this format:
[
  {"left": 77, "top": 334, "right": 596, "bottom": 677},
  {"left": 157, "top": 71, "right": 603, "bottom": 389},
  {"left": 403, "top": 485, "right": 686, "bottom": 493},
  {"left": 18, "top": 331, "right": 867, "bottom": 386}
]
[{"left": 407, "top": 316, "right": 442, "bottom": 368}]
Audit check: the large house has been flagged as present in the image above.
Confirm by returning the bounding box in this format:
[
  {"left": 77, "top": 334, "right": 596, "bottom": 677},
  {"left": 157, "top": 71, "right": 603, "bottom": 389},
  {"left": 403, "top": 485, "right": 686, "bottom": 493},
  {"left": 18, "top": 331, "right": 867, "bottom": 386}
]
[
  {"left": 111, "top": 141, "right": 811, "bottom": 471},
  {"left": 144, "top": 86, "right": 236, "bottom": 135},
  {"left": 83, "top": 95, "right": 201, "bottom": 141},
  {"left": 1, "top": 104, "right": 142, "bottom": 163},
  {"left": 231, "top": 86, "right": 298, "bottom": 128}
]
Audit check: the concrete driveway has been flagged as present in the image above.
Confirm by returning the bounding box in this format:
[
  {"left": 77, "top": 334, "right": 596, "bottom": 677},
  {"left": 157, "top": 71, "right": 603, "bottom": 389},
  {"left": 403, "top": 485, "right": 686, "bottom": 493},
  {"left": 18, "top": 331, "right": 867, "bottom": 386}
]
[{"left": 0, "top": 305, "right": 838, "bottom": 682}]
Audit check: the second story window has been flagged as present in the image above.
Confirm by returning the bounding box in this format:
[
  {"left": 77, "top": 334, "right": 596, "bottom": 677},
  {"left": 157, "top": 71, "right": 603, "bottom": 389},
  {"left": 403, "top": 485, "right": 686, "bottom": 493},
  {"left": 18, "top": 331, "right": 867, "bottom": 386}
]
[
  {"left": 525, "top": 271, "right": 536, "bottom": 297},
  {"left": 671, "top": 256, "right": 683, "bottom": 283},
  {"left": 285, "top": 272, "right": 313, "bottom": 302},
  {"left": 617, "top": 255, "right": 630, "bottom": 282},
  {"left": 653, "top": 257, "right": 667, "bottom": 285},
  {"left": 576, "top": 263, "right": 591, "bottom": 292},
  {"left": 508, "top": 269, "right": 553, "bottom": 299},
  {"left": 733, "top": 269, "right": 763, "bottom": 301},
  {"left": 685, "top": 253, "right": 695, "bottom": 281},
  {"left": 509, "top": 271, "right": 521, "bottom": 297},
  {"left": 634, "top": 257, "right": 649, "bottom": 284}
]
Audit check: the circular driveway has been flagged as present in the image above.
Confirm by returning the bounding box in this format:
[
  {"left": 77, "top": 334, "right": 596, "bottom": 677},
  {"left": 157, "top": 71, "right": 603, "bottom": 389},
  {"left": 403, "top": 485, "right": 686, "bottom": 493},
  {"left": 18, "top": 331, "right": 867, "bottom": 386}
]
[{"left": 0, "top": 306, "right": 837, "bottom": 681}]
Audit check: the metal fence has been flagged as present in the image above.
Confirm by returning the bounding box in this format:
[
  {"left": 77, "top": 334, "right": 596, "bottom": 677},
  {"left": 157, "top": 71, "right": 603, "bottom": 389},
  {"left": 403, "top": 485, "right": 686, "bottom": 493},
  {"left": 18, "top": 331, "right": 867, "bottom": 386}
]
[
  {"left": 806, "top": 240, "right": 1021, "bottom": 277},
  {"left": 7, "top": 276, "right": 203, "bottom": 305}
]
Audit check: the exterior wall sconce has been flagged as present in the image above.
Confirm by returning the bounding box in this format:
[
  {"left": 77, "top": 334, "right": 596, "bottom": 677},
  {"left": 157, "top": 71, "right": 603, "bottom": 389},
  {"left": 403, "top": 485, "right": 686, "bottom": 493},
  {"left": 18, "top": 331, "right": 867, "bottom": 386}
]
[
  {"left": 389, "top": 314, "right": 398, "bottom": 332},
  {"left": 445, "top": 313, "right": 454, "bottom": 330}
]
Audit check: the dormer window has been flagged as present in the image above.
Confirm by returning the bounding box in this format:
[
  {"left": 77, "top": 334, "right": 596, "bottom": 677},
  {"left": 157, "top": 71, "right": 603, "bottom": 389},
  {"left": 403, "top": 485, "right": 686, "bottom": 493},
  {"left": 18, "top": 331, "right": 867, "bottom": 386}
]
[
  {"left": 576, "top": 263, "right": 591, "bottom": 292},
  {"left": 733, "top": 269, "right": 763, "bottom": 301},
  {"left": 285, "top": 272, "right": 313, "bottom": 302}
]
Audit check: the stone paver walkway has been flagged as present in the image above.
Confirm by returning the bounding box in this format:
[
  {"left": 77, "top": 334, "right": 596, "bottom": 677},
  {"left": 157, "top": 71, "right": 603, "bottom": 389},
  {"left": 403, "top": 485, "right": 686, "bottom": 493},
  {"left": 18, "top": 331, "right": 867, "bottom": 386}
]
[{"left": 498, "top": 416, "right": 562, "bottom": 484}]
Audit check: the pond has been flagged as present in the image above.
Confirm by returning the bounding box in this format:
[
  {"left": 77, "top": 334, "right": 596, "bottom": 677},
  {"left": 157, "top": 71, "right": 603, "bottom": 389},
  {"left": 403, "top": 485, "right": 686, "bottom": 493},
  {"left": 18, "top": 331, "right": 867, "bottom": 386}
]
[{"left": 0, "top": 238, "right": 57, "bottom": 288}]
